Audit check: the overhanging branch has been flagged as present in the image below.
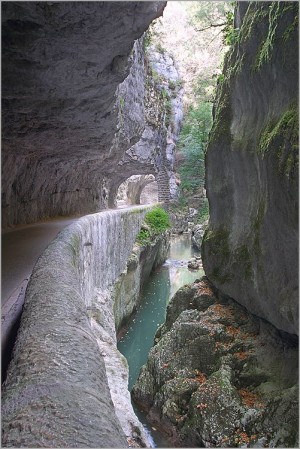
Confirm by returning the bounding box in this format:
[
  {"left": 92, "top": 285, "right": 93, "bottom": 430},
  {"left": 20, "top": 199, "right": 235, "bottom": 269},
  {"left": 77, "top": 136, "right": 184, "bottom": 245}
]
[{"left": 195, "top": 22, "right": 227, "bottom": 32}]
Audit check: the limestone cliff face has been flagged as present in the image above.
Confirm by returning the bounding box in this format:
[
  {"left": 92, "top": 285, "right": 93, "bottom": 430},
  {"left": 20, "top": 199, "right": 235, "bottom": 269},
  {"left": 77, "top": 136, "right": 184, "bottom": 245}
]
[
  {"left": 2, "top": 1, "right": 166, "bottom": 228},
  {"left": 144, "top": 47, "right": 183, "bottom": 203},
  {"left": 111, "top": 44, "right": 183, "bottom": 207},
  {"left": 202, "top": 2, "right": 298, "bottom": 335}
]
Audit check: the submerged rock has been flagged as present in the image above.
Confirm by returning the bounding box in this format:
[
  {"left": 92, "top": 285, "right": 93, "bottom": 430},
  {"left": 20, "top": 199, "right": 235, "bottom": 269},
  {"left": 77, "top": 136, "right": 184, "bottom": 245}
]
[
  {"left": 132, "top": 277, "right": 298, "bottom": 448},
  {"left": 187, "top": 257, "right": 202, "bottom": 270}
]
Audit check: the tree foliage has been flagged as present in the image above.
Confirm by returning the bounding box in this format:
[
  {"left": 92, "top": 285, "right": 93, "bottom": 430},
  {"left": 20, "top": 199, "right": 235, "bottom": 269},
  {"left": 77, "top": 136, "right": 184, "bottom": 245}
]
[
  {"left": 174, "top": 2, "right": 231, "bottom": 201},
  {"left": 178, "top": 102, "right": 212, "bottom": 193},
  {"left": 185, "top": 1, "right": 233, "bottom": 31}
]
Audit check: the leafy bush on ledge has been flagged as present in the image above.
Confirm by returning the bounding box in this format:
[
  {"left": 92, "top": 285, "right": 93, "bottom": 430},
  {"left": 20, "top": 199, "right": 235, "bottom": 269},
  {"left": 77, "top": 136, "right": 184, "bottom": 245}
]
[{"left": 136, "top": 207, "right": 170, "bottom": 245}]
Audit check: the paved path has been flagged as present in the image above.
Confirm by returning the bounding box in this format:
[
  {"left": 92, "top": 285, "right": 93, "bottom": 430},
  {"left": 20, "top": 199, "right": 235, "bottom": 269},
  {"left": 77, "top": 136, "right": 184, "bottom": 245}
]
[
  {"left": 1, "top": 204, "right": 154, "bottom": 373},
  {"left": 2, "top": 217, "right": 79, "bottom": 304},
  {"left": 1, "top": 216, "right": 79, "bottom": 357}
]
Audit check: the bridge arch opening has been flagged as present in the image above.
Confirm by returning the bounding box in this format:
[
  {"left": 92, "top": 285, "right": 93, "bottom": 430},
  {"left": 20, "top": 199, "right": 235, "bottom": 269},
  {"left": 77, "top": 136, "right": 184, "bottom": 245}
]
[{"left": 116, "top": 175, "right": 158, "bottom": 207}]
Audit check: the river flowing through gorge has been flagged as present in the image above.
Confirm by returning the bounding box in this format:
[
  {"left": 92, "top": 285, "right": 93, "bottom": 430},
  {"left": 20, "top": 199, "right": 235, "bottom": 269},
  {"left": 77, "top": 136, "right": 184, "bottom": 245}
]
[{"left": 118, "top": 233, "right": 204, "bottom": 446}]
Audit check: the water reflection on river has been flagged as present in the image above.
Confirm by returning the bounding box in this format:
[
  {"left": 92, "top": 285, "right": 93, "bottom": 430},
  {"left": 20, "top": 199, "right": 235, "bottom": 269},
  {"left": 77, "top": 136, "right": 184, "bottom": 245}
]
[
  {"left": 118, "top": 233, "right": 204, "bottom": 390},
  {"left": 117, "top": 234, "right": 204, "bottom": 447}
]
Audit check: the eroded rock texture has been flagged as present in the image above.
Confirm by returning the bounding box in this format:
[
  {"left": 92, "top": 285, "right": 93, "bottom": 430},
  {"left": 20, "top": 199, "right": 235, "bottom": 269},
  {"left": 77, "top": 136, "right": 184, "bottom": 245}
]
[
  {"left": 202, "top": 2, "right": 299, "bottom": 335},
  {"left": 132, "top": 278, "right": 299, "bottom": 448},
  {"left": 2, "top": 1, "right": 167, "bottom": 228}
]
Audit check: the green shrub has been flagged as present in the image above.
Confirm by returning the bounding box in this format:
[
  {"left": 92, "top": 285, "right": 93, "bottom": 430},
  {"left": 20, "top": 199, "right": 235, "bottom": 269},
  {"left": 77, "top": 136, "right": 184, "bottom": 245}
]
[
  {"left": 145, "top": 207, "right": 171, "bottom": 234},
  {"left": 136, "top": 207, "right": 170, "bottom": 246},
  {"left": 136, "top": 229, "right": 151, "bottom": 245}
]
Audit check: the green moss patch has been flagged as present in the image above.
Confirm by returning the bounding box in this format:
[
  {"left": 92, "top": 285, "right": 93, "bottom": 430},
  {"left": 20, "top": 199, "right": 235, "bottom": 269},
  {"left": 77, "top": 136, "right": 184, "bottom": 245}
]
[
  {"left": 233, "top": 245, "right": 252, "bottom": 280},
  {"left": 253, "top": 2, "right": 298, "bottom": 70},
  {"left": 258, "top": 105, "right": 299, "bottom": 173},
  {"left": 209, "top": 89, "right": 232, "bottom": 146},
  {"left": 204, "top": 227, "right": 230, "bottom": 259},
  {"left": 238, "top": 3, "right": 268, "bottom": 44},
  {"left": 255, "top": 2, "right": 282, "bottom": 69},
  {"left": 203, "top": 227, "right": 233, "bottom": 284}
]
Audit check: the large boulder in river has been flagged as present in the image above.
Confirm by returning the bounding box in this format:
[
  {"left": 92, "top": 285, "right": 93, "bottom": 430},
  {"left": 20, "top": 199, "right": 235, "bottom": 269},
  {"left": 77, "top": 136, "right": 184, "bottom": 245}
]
[
  {"left": 132, "top": 277, "right": 299, "bottom": 448},
  {"left": 201, "top": 2, "right": 298, "bottom": 335}
]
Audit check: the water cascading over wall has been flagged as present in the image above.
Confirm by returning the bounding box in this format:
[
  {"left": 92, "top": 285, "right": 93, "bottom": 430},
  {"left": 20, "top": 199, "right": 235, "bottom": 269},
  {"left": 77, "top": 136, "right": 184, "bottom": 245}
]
[{"left": 2, "top": 206, "right": 153, "bottom": 448}]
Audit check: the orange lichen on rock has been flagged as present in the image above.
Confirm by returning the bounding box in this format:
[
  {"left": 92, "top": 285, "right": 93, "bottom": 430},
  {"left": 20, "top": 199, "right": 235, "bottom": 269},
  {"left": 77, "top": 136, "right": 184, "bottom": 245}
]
[
  {"left": 194, "top": 372, "right": 207, "bottom": 384},
  {"left": 226, "top": 325, "right": 241, "bottom": 337},
  {"left": 196, "top": 402, "right": 208, "bottom": 410},
  {"left": 234, "top": 351, "right": 252, "bottom": 360},
  {"left": 196, "top": 281, "right": 215, "bottom": 297},
  {"left": 210, "top": 303, "right": 235, "bottom": 319},
  {"left": 238, "top": 388, "right": 265, "bottom": 408},
  {"left": 234, "top": 430, "right": 251, "bottom": 445},
  {"left": 215, "top": 341, "right": 233, "bottom": 351},
  {"left": 189, "top": 370, "right": 207, "bottom": 385}
]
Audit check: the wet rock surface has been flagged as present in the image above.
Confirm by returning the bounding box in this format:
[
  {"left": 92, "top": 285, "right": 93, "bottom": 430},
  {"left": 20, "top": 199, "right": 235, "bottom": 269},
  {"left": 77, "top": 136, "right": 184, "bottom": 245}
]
[
  {"left": 187, "top": 257, "right": 202, "bottom": 270},
  {"left": 132, "top": 277, "right": 298, "bottom": 448},
  {"left": 202, "top": 2, "right": 298, "bottom": 334}
]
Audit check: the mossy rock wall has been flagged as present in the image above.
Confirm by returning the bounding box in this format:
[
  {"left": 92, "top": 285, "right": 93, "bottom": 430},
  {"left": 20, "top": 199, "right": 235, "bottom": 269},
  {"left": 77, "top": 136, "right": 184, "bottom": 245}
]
[{"left": 202, "top": 1, "right": 298, "bottom": 335}]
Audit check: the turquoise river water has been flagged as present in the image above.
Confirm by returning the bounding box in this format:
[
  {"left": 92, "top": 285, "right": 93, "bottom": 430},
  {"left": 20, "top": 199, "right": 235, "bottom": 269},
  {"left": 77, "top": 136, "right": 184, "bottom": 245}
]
[{"left": 118, "top": 233, "right": 205, "bottom": 447}]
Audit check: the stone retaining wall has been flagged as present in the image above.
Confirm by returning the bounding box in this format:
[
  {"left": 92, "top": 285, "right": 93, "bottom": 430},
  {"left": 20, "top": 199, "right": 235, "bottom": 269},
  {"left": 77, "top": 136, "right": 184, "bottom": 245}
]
[{"left": 2, "top": 206, "right": 155, "bottom": 448}]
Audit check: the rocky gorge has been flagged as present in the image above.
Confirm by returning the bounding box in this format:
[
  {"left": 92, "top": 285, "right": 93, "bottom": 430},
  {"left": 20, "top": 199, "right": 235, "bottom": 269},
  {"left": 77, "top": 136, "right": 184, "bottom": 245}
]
[
  {"left": 132, "top": 277, "right": 298, "bottom": 447},
  {"left": 1, "top": 1, "right": 299, "bottom": 448},
  {"left": 132, "top": 2, "right": 299, "bottom": 447}
]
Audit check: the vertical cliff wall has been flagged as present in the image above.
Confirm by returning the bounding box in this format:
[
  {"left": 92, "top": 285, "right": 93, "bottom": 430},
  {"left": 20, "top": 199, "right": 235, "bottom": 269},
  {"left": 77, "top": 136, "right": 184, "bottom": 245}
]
[
  {"left": 109, "top": 44, "right": 183, "bottom": 207},
  {"left": 2, "top": 206, "right": 155, "bottom": 447},
  {"left": 202, "top": 1, "right": 298, "bottom": 335},
  {"left": 2, "top": 2, "right": 166, "bottom": 228}
]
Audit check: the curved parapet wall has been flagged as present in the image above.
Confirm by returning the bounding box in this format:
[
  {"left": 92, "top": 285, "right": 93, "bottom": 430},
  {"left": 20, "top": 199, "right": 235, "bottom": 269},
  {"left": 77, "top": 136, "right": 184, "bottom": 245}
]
[{"left": 2, "top": 206, "right": 152, "bottom": 448}]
